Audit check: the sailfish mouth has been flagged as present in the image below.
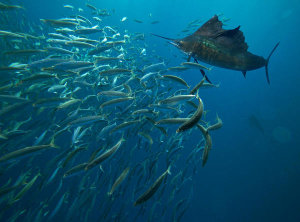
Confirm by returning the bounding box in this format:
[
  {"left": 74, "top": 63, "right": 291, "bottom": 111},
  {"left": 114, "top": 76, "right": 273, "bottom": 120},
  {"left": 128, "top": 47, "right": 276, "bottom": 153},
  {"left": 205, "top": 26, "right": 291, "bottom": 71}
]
[{"left": 168, "top": 41, "right": 179, "bottom": 48}]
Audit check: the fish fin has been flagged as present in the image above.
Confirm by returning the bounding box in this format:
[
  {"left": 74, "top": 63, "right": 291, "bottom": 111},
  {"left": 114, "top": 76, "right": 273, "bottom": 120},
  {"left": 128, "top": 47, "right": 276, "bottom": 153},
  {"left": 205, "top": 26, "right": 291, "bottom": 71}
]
[
  {"left": 15, "top": 80, "right": 23, "bottom": 87},
  {"left": 193, "top": 58, "right": 212, "bottom": 83},
  {"left": 194, "top": 16, "right": 248, "bottom": 52},
  {"left": 195, "top": 89, "right": 200, "bottom": 99},
  {"left": 242, "top": 71, "right": 247, "bottom": 78},
  {"left": 214, "top": 26, "right": 248, "bottom": 52},
  {"left": 194, "top": 15, "right": 223, "bottom": 37},
  {"left": 20, "top": 177, "right": 28, "bottom": 186},
  {"left": 107, "top": 192, "right": 113, "bottom": 197},
  {"left": 213, "top": 26, "right": 241, "bottom": 38},
  {"left": 200, "top": 69, "right": 212, "bottom": 84},
  {"left": 265, "top": 42, "right": 280, "bottom": 84},
  {"left": 99, "top": 165, "right": 104, "bottom": 173},
  {"left": 167, "top": 166, "right": 171, "bottom": 175},
  {"left": 50, "top": 137, "right": 59, "bottom": 149}
]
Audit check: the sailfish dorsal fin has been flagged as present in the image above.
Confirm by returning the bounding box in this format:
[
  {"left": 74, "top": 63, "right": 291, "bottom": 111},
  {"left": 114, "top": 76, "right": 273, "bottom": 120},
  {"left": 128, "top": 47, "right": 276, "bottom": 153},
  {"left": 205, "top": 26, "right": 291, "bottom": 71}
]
[
  {"left": 194, "top": 15, "right": 223, "bottom": 37},
  {"left": 194, "top": 15, "right": 248, "bottom": 52}
]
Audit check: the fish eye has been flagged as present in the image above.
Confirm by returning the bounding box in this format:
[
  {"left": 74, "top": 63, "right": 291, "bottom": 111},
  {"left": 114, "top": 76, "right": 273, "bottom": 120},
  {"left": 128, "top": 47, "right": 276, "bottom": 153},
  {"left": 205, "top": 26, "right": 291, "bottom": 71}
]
[
  {"left": 177, "top": 41, "right": 185, "bottom": 47},
  {"left": 173, "top": 41, "right": 182, "bottom": 48}
]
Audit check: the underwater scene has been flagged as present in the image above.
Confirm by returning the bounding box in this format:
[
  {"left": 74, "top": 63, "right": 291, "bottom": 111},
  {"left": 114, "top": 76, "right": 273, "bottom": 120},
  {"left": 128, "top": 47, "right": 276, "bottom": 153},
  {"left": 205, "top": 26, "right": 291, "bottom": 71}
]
[{"left": 0, "top": 0, "right": 299, "bottom": 221}]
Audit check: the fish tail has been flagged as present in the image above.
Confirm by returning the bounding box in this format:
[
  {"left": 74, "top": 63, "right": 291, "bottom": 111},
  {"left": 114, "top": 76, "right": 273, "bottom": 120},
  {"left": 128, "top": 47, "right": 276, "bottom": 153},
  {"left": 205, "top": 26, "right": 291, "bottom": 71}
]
[
  {"left": 19, "top": 175, "right": 29, "bottom": 186},
  {"left": 167, "top": 165, "right": 171, "bottom": 175},
  {"left": 265, "top": 42, "right": 280, "bottom": 84},
  {"left": 50, "top": 137, "right": 59, "bottom": 149},
  {"left": 15, "top": 80, "right": 23, "bottom": 87},
  {"left": 195, "top": 89, "right": 200, "bottom": 99},
  {"left": 120, "top": 133, "right": 126, "bottom": 143}
]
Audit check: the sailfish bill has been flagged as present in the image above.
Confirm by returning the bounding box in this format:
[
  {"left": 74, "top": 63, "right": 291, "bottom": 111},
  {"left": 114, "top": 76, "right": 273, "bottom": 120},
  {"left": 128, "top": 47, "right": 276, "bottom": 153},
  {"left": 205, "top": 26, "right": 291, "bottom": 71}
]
[
  {"left": 152, "top": 15, "right": 279, "bottom": 84},
  {"left": 150, "top": 33, "right": 175, "bottom": 41}
]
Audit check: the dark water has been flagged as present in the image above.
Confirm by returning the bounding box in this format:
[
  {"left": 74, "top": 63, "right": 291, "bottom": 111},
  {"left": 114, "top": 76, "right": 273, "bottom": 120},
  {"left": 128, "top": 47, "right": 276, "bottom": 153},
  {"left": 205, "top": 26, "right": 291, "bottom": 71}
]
[{"left": 0, "top": 0, "right": 299, "bottom": 221}]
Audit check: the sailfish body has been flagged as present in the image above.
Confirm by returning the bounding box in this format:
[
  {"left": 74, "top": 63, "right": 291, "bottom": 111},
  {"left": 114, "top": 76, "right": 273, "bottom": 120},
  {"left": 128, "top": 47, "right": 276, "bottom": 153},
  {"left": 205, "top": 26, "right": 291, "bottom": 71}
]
[
  {"left": 179, "top": 32, "right": 265, "bottom": 71},
  {"left": 153, "top": 15, "right": 279, "bottom": 84}
]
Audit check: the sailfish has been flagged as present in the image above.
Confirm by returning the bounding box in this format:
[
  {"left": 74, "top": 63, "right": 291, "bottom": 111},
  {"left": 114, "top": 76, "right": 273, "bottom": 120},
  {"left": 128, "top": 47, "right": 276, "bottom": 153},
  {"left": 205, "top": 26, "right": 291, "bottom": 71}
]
[{"left": 152, "top": 15, "right": 279, "bottom": 84}]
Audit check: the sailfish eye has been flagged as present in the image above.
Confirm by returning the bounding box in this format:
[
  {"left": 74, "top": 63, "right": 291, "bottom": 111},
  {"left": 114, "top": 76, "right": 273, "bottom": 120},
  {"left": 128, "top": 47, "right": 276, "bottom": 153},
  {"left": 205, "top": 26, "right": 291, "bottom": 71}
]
[{"left": 174, "top": 40, "right": 184, "bottom": 48}]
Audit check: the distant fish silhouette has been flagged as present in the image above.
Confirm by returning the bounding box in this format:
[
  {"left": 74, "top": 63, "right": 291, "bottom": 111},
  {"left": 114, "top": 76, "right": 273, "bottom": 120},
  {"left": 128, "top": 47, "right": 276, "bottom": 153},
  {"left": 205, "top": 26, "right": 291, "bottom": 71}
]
[
  {"left": 152, "top": 15, "right": 279, "bottom": 84},
  {"left": 248, "top": 115, "right": 265, "bottom": 135}
]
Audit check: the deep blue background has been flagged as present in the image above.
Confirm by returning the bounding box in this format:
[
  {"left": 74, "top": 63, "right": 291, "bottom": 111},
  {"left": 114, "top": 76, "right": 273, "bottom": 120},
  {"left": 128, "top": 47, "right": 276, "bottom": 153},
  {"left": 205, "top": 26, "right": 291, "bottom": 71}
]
[{"left": 9, "top": 0, "right": 300, "bottom": 221}]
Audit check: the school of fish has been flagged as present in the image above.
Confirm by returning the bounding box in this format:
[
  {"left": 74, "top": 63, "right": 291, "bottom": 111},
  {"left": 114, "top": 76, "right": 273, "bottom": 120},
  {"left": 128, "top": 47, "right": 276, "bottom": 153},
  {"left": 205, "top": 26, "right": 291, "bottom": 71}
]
[{"left": 0, "top": 2, "right": 222, "bottom": 221}]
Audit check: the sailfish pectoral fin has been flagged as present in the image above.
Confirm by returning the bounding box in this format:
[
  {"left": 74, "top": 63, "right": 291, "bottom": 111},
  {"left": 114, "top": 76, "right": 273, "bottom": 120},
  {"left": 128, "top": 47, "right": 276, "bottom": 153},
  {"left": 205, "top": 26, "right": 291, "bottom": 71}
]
[
  {"left": 242, "top": 71, "right": 247, "bottom": 78},
  {"left": 200, "top": 69, "right": 212, "bottom": 84},
  {"left": 194, "top": 58, "right": 212, "bottom": 84}
]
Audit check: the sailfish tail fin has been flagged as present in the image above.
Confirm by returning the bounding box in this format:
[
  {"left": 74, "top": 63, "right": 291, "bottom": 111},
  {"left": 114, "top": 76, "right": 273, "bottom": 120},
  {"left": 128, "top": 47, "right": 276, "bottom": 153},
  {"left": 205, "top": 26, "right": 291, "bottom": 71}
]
[{"left": 265, "top": 42, "right": 280, "bottom": 84}]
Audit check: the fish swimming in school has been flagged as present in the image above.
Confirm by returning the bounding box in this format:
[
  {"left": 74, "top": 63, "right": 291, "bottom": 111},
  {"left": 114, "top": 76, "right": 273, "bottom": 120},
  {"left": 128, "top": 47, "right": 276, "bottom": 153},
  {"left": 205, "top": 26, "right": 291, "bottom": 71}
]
[{"left": 152, "top": 15, "right": 279, "bottom": 84}]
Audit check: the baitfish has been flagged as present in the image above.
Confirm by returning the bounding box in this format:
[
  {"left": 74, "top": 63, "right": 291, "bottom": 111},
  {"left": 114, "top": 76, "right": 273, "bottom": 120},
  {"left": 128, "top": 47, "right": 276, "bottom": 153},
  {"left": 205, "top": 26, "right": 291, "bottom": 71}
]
[
  {"left": 176, "top": 97, "right": 204, "bottom": 133},
  {"left": 108, "top": 167, "right": 130, "bottom": 196},
  {"left": 0, "top": 143, "right": 58, "bottom": 163},
  {"left": 134, "top": 166, "right": 171, "bottom": 206},
  {"left": 85, "top": 137, "right": 125, "bottom": 171},
  {"left": 67, "top": 115, "right": 107, "bottom": 127},
  {"left": 0, "top": 2, "right": 24, "bottom": 10}
]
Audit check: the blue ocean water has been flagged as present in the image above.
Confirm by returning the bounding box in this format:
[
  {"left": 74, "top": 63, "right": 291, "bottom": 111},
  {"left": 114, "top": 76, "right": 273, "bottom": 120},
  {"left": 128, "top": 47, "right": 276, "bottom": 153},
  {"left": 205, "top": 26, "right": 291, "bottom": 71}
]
[{"left": 0, "top": 0, "right": 299, "bottom": 221}]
